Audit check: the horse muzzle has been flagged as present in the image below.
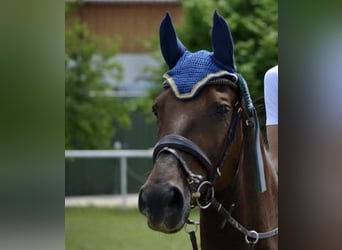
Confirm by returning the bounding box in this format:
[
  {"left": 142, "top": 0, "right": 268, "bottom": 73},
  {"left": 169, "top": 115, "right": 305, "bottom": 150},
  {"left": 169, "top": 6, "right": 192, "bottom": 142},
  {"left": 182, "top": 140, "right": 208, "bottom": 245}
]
[{"left": 138, "top": 182, "right": 190, "bottom": 233}]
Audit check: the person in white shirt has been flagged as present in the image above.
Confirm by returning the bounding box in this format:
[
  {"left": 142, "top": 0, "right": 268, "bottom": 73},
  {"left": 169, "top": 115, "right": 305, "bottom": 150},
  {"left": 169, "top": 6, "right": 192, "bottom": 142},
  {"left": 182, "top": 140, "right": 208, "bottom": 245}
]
[{"left": 264, "top": 65, "right": 278, "bottom": 173}]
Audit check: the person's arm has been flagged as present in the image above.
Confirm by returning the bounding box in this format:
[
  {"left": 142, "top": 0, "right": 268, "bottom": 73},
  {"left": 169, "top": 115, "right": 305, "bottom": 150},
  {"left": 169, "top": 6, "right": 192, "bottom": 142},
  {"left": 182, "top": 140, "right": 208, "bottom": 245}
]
[{"left": 264, "top": 65, "right": 278, "bottom": 173}]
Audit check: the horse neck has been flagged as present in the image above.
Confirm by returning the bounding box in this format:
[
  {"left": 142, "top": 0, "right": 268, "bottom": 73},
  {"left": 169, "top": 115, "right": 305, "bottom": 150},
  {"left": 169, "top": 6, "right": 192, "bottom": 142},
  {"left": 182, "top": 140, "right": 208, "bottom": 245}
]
[{"left": 199, "top": 123, "right": 278, "bottom": 250}]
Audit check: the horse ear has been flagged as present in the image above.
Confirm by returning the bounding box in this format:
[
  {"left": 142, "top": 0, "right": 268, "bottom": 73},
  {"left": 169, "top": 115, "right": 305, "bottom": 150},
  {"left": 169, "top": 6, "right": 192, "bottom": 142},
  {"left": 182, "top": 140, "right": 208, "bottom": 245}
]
[
  {"left": 211, "top": 11, "right": 236, "bottom": 72},
  {"left": 159, "top": 12, "right": 186, "bottom": 69}
]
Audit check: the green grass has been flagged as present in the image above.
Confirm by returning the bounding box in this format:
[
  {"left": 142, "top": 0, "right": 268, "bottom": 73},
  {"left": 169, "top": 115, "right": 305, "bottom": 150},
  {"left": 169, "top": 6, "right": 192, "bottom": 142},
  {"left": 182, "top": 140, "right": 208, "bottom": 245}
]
[{"left": 66, "top": 207, "right": 200, "bottom": 250}]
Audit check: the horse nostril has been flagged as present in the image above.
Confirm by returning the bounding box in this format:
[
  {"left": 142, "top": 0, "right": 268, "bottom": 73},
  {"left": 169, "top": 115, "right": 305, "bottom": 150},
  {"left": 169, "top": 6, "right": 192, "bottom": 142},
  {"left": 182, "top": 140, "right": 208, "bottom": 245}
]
[
  {"left": 166, "top": 187, "right": 184, "bottom": 209},
  {"left": 138, "top": 189, "right": 147, "bottom": 215}
]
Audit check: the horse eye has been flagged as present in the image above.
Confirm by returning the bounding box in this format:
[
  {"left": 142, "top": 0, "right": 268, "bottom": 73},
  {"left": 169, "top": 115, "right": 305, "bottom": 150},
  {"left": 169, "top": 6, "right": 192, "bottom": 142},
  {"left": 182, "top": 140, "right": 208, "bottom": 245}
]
[{"left": 215, "top": 104, "right": 230, "bottom": 118}]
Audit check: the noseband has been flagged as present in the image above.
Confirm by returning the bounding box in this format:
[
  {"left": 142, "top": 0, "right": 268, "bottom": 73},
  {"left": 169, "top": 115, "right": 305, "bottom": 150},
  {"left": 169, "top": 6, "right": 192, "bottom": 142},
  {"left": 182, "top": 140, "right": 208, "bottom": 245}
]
[
  {"left": 153, "top": 101, "right": 242, "bottom": 208},
  {"left": 153, "top": 137, "right": 215, "bottom": 209},
  {"left": 153, "top": 134, "right": 213, "bottom": 182}
]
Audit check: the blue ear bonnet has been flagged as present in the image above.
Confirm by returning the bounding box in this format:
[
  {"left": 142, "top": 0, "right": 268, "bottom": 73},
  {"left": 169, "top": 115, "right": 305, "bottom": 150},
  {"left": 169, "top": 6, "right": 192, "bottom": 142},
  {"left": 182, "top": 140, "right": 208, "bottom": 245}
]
[
  {"left": 160, "top": 12, "right": 238, "bottom": 99},
  {"left": 163, "top": 50, "right": 237, "bottom": 99}
]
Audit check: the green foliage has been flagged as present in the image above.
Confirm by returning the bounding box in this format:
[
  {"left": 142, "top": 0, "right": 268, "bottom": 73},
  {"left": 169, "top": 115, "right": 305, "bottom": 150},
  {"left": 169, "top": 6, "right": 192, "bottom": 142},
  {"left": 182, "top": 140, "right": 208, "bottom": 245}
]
[
  {"left": 179, "top": 0, "right": 215, "bottom": 51},
  {"left": 65, "top": 16, "right": 130, "bottom": 149},
  {"left": 214, "top": 0, "right": 278, "bottom": 98},
  {"left": 180, "top": 0, "right": 278, "bottom": 113}
]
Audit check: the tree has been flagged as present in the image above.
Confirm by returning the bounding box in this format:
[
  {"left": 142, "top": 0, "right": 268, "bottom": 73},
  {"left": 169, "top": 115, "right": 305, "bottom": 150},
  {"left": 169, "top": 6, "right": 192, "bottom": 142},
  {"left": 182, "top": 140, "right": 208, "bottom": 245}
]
[
  {"left": 65, "top": 9, "right": 130, "bottom": 149},
  {"left": 214, "top": 0, "right": 278, "bottom": 98},
  {"left": 180, "top": 0, "right": 278, "bottom": 114}
]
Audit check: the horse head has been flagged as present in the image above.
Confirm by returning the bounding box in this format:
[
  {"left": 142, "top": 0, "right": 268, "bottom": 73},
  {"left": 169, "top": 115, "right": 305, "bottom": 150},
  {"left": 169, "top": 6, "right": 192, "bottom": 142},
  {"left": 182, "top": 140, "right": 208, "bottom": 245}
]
[{"left": 138, "top": 12, "right": 266, "bottom": 234}]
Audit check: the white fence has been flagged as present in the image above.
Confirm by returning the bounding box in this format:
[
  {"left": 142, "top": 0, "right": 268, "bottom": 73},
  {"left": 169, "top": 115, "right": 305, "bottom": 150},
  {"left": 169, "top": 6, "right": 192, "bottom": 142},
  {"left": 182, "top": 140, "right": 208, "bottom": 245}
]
[{"left": 65, "top": 149, "right": 153, "bottom": 210}]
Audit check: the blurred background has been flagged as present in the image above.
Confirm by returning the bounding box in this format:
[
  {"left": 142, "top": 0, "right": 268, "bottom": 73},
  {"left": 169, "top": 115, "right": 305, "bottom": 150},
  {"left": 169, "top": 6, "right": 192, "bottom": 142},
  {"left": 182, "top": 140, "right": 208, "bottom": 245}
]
[{"left": 65, "top": 0, "right": 277, "bottom": 249}]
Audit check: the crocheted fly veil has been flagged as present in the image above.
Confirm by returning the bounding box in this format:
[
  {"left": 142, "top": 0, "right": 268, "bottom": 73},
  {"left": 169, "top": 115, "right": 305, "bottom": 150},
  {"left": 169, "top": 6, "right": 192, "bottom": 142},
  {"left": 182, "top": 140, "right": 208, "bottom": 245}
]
[
  {"left": 160, "top": 12, "right": 238, "bottom": 99},
  {"left": 159, "top": 12, "right": 266, "bottom": 192}
]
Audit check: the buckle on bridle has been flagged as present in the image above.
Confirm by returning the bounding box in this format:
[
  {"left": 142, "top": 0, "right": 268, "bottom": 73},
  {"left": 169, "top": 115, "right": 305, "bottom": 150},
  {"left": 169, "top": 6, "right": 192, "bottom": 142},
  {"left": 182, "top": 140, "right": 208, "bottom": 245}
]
[{"left": 195, "top": 181, "right": 214, "bottom": 209}]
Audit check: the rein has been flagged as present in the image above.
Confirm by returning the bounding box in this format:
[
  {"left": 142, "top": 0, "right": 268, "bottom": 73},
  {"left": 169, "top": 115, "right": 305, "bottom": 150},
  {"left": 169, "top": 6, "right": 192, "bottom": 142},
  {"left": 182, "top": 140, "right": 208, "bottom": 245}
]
[
  {"left": 211, "top": 198, "right": 279, "bottom": 247},
  {"left": 152, "top": 101, "right": 278, "bottom": 249}
]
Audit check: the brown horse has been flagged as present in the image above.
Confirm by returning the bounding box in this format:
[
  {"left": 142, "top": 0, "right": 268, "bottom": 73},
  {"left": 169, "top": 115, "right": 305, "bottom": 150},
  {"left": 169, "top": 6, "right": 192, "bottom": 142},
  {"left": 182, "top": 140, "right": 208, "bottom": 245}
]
[{"left": 138, "top": 12, "right": 278, "bottom": 250}]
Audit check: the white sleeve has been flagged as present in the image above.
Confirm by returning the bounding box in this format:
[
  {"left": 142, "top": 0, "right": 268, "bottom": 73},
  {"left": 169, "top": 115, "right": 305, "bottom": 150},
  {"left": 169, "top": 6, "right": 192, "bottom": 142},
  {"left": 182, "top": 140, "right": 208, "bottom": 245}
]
[{"left": 264, "top": 65, "right": 278, "bottom": 125}]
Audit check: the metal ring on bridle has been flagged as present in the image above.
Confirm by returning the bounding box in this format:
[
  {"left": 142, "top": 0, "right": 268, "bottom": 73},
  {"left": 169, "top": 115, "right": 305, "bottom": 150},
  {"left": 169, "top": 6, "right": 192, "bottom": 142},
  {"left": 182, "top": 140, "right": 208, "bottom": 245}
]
[
  {"left": 196, "top": 181, "right": 214, "bottom": 209},
  {"left": 245, "top": 230, "right": 259, "bottom": 244}
]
